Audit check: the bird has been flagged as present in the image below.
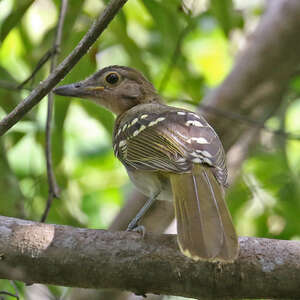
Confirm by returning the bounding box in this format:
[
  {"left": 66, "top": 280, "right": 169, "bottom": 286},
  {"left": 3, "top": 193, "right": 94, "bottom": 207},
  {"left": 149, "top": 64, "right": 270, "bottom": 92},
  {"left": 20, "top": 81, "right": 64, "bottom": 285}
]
[{"left": 53, "top": 65, "right": 239, "bottom": 262}]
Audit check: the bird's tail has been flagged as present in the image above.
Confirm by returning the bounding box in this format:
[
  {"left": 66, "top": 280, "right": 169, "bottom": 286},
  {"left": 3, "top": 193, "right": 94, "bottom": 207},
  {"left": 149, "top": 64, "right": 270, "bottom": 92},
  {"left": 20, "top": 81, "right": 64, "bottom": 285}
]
[{"left": 170, "top": 164, "right": 238, "bottom": 262}]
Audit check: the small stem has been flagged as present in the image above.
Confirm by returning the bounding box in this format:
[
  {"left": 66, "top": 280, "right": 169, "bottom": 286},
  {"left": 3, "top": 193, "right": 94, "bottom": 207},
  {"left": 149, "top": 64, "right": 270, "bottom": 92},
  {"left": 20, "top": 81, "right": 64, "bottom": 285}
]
[
  {"left": 17, "top": 48, "right": 57, "bottom": 90},
  {"left": 41, "top": 0, "right": 69, "bottom": 222}
]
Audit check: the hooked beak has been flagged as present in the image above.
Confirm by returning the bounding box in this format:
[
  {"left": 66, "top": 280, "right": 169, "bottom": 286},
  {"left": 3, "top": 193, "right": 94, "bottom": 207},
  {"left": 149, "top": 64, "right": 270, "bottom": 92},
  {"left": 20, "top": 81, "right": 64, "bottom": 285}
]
[{"left": 53, "top": 81, "right": 104, "bottom": 99}]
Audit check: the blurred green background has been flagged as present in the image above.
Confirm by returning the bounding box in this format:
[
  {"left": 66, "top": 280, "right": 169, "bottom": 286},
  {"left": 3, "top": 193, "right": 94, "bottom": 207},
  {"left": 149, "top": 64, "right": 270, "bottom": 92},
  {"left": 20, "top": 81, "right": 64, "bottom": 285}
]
[{"left": 0, "top": 0, "right": 300, "bottom": 299}]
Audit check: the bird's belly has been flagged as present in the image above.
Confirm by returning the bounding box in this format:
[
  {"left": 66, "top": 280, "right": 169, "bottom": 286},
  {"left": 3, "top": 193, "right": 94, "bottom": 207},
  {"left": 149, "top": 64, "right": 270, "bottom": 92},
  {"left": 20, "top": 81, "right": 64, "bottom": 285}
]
[{"left": 127, "top": 170, "right": 173, "bottom": 201}]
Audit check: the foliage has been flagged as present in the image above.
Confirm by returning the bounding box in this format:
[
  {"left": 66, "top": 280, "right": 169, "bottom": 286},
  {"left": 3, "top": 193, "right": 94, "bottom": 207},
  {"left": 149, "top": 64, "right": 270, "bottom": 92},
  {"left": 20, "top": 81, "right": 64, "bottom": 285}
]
[{"left": 0, "top": 0, "right": 300, "bottom": 299}]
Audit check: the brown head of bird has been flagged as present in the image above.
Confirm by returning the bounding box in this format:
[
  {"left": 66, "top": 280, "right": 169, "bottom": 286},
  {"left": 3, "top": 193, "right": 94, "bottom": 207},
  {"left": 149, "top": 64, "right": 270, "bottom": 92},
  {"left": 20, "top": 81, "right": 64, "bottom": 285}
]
[
  {"left": 54, "top": 65, "right": 239, "bottom": 262},
  {"left": 54, "top": 66, "right": 162, "bottom": 116}
]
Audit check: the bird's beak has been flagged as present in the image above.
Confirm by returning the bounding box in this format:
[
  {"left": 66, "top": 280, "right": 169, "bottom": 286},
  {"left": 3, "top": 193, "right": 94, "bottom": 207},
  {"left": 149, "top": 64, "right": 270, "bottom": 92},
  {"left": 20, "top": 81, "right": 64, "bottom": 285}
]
[{"left": 53, "top": 81, "right": 104, "bottom": 99}]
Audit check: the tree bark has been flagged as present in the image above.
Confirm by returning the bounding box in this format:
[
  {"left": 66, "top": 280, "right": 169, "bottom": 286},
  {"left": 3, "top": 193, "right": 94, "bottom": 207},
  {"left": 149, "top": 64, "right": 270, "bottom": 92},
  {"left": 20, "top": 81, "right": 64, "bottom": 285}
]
[
  {"left": 0, "top": 215, "right": 299, "bottom": 299},
  {"left": 200, "top": 0, "right": 300, "bottom": 149}
]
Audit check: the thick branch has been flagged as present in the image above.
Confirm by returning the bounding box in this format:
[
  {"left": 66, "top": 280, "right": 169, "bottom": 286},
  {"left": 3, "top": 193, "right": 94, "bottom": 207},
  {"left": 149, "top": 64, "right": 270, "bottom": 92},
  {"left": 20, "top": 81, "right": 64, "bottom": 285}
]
[
  {"left": 0, "top": 0, "right": 128, "bottom": 136},
  {"left": 200, "top": 0, "right": 300, "bottom": 150},
  {"left": 0, "top": 215, "right": 299, "bottom": 299}
]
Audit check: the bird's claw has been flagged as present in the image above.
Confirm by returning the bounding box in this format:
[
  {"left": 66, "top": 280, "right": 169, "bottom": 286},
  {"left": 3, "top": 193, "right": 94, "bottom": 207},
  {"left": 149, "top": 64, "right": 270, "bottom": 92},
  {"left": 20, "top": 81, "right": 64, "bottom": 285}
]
[{"left": 126, "top": 224, "right": 146, "bottom": 238}]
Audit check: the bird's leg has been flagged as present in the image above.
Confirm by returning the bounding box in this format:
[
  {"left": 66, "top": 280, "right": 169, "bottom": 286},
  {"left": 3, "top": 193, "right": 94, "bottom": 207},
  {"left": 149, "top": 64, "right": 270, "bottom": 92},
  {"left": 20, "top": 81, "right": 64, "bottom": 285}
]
[{"left": 126, "top": 192, "right": 159, "bottom": 233}]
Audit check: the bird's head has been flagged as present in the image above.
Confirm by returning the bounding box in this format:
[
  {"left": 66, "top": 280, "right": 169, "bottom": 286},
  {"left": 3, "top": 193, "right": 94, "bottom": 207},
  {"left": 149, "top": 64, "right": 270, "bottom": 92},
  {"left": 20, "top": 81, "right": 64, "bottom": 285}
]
[{"left": 53, "top": 65, "right": 162, "bottom": 115}]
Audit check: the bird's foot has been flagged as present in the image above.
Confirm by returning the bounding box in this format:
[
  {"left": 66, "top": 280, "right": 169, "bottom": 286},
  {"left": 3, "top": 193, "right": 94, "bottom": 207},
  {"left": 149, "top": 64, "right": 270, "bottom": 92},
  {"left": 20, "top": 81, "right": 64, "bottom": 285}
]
[{"left": 126, "top": 224, "right": 146, "bottom": 238}]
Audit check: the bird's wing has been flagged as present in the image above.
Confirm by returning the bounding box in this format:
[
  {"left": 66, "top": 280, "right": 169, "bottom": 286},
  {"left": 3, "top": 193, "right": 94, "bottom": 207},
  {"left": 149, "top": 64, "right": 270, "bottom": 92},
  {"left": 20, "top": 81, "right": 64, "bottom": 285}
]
[{"left": 114, "top": 107, "right": 227, "bottom": 185}]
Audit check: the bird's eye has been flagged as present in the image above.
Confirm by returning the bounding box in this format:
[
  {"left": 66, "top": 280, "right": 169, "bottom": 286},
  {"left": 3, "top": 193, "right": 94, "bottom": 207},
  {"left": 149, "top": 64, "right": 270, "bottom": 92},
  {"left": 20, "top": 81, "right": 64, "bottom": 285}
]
[{"left": 105, "top": 72, "right": 120, "bottom": 85}]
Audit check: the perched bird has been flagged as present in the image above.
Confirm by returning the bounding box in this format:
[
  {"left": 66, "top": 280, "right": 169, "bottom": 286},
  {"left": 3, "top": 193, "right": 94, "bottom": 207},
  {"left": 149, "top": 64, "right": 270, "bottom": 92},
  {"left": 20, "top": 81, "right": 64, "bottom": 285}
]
[{"left": 53, "top": 65, "right": 238, "bottom": 262}]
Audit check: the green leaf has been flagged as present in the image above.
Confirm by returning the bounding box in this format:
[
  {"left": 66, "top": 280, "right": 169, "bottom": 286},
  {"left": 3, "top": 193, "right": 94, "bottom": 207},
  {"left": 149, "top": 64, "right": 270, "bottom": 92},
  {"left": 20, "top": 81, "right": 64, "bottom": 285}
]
[
  {"left": 142, "top": 0, "right": 184, "bottom": 52},
  {"left": 0, "top": 140, "right": 25, "bottom": 217},
  {"left": 60, "top": 0, "right": 85, "bottom": 45},
  {"left": 289, "top": 75, "right": 300, "bottom": 94},
  {"left": 0, "top": 0, "right": 35, "bottom": 42},
  {"left": 246, "top": 148, "right": 300, "bottom": 239},
  {"left": 110, "top": 15, "right": 150, "bottom": 77},
  {"left": 79, "top": 101, "right": 114, "bottom": 134},
  {"left": 0, "top": 66, "right": 21, "bottom": 112},
  {"left": 210, "top": 0, "right": 234, "bottom": 36},
  {"left": 52, "top": 98, "right": 70, "bottom": 167}
]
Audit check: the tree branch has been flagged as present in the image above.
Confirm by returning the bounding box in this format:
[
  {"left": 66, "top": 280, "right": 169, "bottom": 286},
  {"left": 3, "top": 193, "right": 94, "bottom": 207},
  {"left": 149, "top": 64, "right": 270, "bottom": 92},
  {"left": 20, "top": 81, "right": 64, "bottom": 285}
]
[
  {"left": 200, "top": 0, "right": 300, "bottom": 150},
  {"left": 0, "top": 80, "right": 31, "bottom": 92},
  {"left": 198, "top": 102, "right": 300, "bottom": 141},
  {"left": 17, "top": 48, "right": 57, "bottom": 90},
  {"left": 0, "top": 215, "right": 299, "bottom": 299},
  {"left": 41, "top": 0, "right": 68, "bottom": 223},
  {"left": 0, "top": 0, "right": 128, "bottom": 136}
]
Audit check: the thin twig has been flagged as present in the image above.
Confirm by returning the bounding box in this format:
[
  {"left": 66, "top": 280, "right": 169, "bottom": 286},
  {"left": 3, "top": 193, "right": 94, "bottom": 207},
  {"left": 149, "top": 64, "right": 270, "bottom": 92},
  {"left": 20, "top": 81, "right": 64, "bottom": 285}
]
[
  {"left": 164, "top": 96, "right": 300, "bottom": 141},
  {"left": 0, "top": 291, "right": 19, "bottom": 300},
  {"left": 0, "top": 80, "right": 31, "bottom": 92},
  {"left": 17, "top": 48, "right": 58, "bottom": 90},
  {"left": 197, "top": 102, "right": 300, "bottom": 141},
  {"left": 9, "top": 281, "right": 19, "bottom": 300},
  {"left": 0, "top": 0, "right": 128, "bottom": 136},
  {"left": 40, "top": 0, "right": 68, "bottom": 223}
]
